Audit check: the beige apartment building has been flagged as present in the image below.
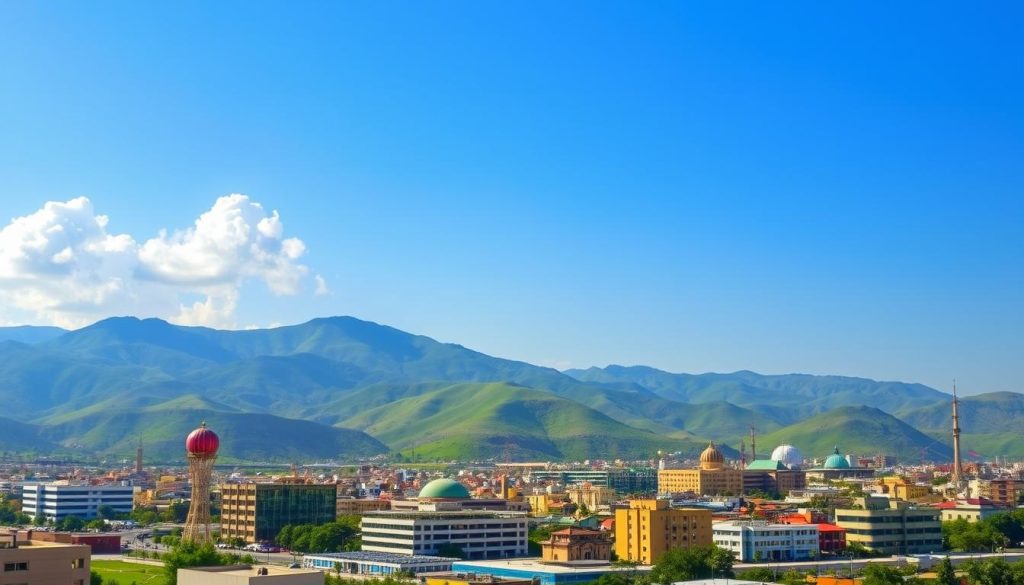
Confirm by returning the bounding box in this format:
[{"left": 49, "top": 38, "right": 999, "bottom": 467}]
[
  {"left": 0, "top": 532, "right": 90, "bottom": 585},
  {"left": 834, "top": 496, "right": 942, "bottom": 555}
]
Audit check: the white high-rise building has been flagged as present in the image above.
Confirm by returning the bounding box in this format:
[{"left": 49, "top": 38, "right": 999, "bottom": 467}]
[{"left": 712, "top": 520, "right": 819, "bottom": 562}]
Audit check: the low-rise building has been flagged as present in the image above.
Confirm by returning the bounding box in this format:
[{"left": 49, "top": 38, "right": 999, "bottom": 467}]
[
  {"left": 834, "top": 496, "right": 942, "bottom": 555},
  {"left": 451, "top": 559, "right": 653, "bottom": 585},
  {"left": 712, "top": 520, "right": 819, "bottom": 562},
  {"left": 336, "top": 497, "right": 391, "bottom": 515},
  {"left": 984, "top": 478, "right": 1024, "bottom": 508},
  {"left": 877, "top": 477, "right": 931, "bottom": 501},
  {"left": 21, "top": 483, "right": 134, "bottom": 522},
  {"left": 614, "top": 499, "right": 713, "bottom": 564},
  {"left": 937, "top": 499, "right": 1002, "bottom": 523},
  {"left": 0, "top": 531, "right": 91, "bottom": 584},
  {"left": 541, "top": 527, "right": 611, "bottom": 562},
  {"left": 361, "top": 510, "right": 528, "bottom": 560},
  {"left": 303, "top": 551, "right": 457, "bottom": 576}
]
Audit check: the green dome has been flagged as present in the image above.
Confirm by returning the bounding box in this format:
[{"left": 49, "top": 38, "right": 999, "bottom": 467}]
[
  {"left": 823, "top": 446, "right": 851, "bottom": 469},
  {"left": 419, "top": 478, "right": 470, "bottom": 500}
]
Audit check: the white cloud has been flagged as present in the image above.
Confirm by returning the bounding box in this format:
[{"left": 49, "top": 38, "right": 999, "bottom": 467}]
[
  {"left": 314, "top": 274, "right": 330, "bottom": 296},
  {"left": 0, "top": 194, "right": 318, "bottom": 329}
]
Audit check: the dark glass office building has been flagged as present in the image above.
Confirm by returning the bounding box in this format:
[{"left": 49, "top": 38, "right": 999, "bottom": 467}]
[{"left": 220, "top": 482, "right": 337, "bottom": 543}]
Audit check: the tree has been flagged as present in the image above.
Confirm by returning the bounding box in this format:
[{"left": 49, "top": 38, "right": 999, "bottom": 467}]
[
  {"left": 97, "top": 505, "right": 117, "bottom": 520},
  {"left": 779, "top": 569, "right": 806, "bottom": 585},
  {"left": 91, "top": 570, "right": 104, "bottom": 585},
  {"left": 740, "top": 568, "right": 777, "bottom": 582},
  {"left": 861, "top": 563, "right": 905, "bottom": 585},
  {"left": 86, "top": 519, "right": 108, "bottom": 532},
  {"left": 58, "top": 515, "right": 86, "bottom": 532},
  {"left": 162, "top": 540, "right": 223, "bottom": 585},
  {"left": 649, "top": 546, "right": 733, "bottom": 584},
  {"left": 935, "top": 557, "right": 958, "bottom": 585}
]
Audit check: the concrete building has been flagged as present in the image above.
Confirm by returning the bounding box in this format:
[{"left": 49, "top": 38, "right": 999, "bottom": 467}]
[
  {"left": 21, "top": 483, "right": 134, "bottom": 522},
  {"left": 743, "top": 460, "right": 807, "bottom": 496},
  {"left": 541, "top": 527, "right": 611, "bottom": 562},
  {"left": 529, "top": 468, "right": 658, "bottom": 496},
  {"left": 565, "top": 483, "right": 614, "bottom": 511},
  {"left": 877, "top": 477, "right": 931, "bottom": 501},
  {"left": 614, "top": 499, "right": 713, "bottom": 564},
  {"left": 937, "top": 499, "right": 1002, "bottom": 523},
  {"left": 361, "top": 510, "right": 528, "bottom": 559},
  {"left": 0, "top": 531, "right": 90, "bottom": 585},
  {"left": 336, "top": 497, "right": 391, "bottom": 515},
  {"left": 177, "top": 564, "right": 323, "bottom": 585},
  {"left": 302, "top": 551, "right": 457, "bottom": 576},
  {"left": 220, "top": 483, "right": 337, "bottom": 544},
  {"left": 983, "top": 478, "right": 1024, "bottom": 508},
  {"left": 658, "top": 444, "right": 743, "bottom": 496},
  {"left": 712, "top": 521, "right": 819, "bottom": 562},
  {"left": 834, "top": 496, "right": 942, "bottom": 555}
]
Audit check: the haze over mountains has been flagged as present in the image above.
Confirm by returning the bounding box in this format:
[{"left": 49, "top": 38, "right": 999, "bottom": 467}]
[{"left": 0, "top": 316, "right": 1015, "bottom": 462}]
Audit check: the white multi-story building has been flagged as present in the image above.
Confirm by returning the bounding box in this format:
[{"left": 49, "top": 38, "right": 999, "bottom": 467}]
[
  {"left": 361, "top": 510, "right": 528, "bottom": 560},
  {"left": 712, "top": 521, "right": 819, "bottom": 562},
  {"left": 22, "top": 483, "right": 135, "bottom": 522}
]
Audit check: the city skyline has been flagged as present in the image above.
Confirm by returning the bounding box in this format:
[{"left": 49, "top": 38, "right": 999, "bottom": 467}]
[{"left": 0, "top": 3, "right": 1021, "bottom": 394}]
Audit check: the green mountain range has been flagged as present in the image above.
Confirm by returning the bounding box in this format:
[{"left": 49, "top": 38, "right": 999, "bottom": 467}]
[{"left": 0, "top": 316, "right": 1011, "bottom": 462}]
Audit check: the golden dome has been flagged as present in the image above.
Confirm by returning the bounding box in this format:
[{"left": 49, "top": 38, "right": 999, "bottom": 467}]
[{"left": 699, "top": 442, "right": 725, "bottom": 470}]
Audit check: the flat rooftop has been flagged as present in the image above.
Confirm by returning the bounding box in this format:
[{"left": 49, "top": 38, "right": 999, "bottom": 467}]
[
  {"left": 181, "top": 565, "right": 320, "bottom": 576},
  {"left": 304, "top": 551, "right": 460, "bottom": 564},
  {"left": 452, "top": 559, "right": 653, "bottom": 575}
]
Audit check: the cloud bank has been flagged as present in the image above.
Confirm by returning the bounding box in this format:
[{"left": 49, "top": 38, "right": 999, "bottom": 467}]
[{"left": 0, "top": 195, "right": 323, "bottom": 329}]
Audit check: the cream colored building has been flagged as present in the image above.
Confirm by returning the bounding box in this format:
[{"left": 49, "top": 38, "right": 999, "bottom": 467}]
[
  {"left": 834, "top": 496, "right": 941, "bottom": 555},
  {"left": 614, "top": 499, "right": 712, "bottom": 564},
  {"left": 0, "top": 532, "right": 90, "bottom": 585},
  {"left": 178, "top": 565, "right": 323, "bottom": 585},
  {"left": 658, "top": 443, "right": 743, "bottom": 496},
  {"left": 565, "top": 482, "right": 614, "bottom": 511}
]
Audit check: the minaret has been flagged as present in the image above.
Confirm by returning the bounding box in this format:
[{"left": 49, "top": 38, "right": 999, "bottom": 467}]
[
  {"left": 749, "top": 426, "right": 757, "bottom": 461},
  {"left": 740, "top": 439, "right": 747, "bottom": 466},
  {"left": 135, "top": 439, "right": 143, "bottom": 474},
  {"left": 952, "top": 382, "right": 964, "bottom": 490}
]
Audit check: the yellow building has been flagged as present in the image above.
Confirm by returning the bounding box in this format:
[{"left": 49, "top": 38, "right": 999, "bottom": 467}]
[
  {"left": 0, "top": 532, "right": 90, "bottom": 585},
  {"left": 614, "top": 499, "right": 712, "bottom": 564},
  {"left": 658, "top": 443, "right": 743, "bottom": 496},
  {"left": 565, "top": 483, "right": 614, "bottom": 511},
  {"left": 878, "top": 477, "right": 931, "bottom": 501},
  {"left": 526, "top": 493, "right": 569, "bottom": 517}
]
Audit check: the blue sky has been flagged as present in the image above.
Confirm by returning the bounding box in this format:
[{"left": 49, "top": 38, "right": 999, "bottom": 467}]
[{"left": 0, "top": 2, "right": 1021, "bottom": 393}]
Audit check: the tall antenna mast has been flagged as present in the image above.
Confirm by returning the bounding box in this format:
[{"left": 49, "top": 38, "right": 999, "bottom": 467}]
[{"left": 951, "top": 380, "right": 964, "bottom": 492}]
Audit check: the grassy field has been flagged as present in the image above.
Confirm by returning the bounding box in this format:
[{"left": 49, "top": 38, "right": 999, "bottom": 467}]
[{"left": 91, "top": 560, "right": 166, "bottom": 585}]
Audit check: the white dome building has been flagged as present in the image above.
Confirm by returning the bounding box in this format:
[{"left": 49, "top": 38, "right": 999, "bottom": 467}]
[{"left": 770, "top": 444, "right": 804, "bottom": 469}]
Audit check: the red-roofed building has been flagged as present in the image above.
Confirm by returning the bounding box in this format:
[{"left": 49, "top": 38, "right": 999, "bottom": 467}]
[
  {"left": 816, "top": 523, "right": 846, "bottom": 555},
  {"left": 936, "top": 498, "right": 1001, "bottom": 523}
]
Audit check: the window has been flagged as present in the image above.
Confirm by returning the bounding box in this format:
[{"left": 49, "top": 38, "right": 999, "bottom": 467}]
[{"left": 4, "top": 562, "right": 29, "bottom": 571}]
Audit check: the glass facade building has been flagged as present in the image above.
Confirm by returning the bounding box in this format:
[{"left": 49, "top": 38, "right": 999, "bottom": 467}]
[{"left": 220, "top": 482, "right": 337, "bottom": 543}]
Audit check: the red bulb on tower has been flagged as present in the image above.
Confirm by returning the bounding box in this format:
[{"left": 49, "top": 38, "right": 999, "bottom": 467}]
[{"left": 185, "top": 422, "right": 220, "bottom": 457}]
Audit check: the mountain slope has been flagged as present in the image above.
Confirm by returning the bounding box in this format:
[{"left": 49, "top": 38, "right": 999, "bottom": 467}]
[
  {"left": 898, "top": 392, "right": 1024, "bottom": 434},
  {"left": 0, "top": 325, "right": 67, "bottom": 344},
  {"left": 758, "top": 405, "right": 952, "bottom": 462},
  {"left": 567, "top": 365, "right": 949, "bottom": 423},
  {"left": 45, "top": 401, "right": 387, "bottom": 462},
  {"left": 340, "top": 382, "right": 702, "bottom": 461}
]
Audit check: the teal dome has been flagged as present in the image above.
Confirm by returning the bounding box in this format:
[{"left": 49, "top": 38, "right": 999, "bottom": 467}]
[
  {"left": 823, "top": 446, "right": 851, "bottom": 469},
  {"left": 419, "top": 478, "right": 470, "bottom": 500}
]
